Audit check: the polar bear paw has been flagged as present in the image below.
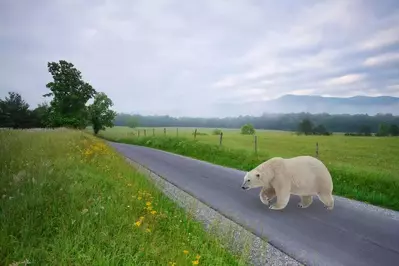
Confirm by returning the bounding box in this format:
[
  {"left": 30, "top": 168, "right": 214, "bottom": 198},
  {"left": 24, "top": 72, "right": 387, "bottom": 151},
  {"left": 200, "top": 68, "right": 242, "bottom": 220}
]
[
  {"left": 269, "top": 204, "right": 285, "bottom": 210},
  {"left": 324, "top": 205, "right": 334, "bottom": 210},
  {"left": 260, "top": 196, "right": 271, "bottom": 205},
  {"left": 297, "top": 203, "right": 308, "bottom": 208}
]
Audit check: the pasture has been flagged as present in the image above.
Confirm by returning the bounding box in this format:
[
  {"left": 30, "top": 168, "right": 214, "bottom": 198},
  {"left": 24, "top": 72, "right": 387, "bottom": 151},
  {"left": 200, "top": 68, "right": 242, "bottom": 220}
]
[
  {"left": 0, "top": 129, "right": 248, "bottom": 266},
  {"left": 99, "top": 126, "right": 399, "bottom": 211},
  {"left": 103, "top": 126, "right": 399, "bottom": 177}
]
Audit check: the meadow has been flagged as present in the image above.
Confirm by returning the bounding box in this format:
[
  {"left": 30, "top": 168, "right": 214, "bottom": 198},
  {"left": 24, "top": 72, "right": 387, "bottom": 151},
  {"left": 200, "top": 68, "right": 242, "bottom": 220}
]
[
  {"left": 98, "top": 126, "right": 399, "bottom": 211},
  {"left": 0, "top": 129, "right": 249, "bottom": 266}
]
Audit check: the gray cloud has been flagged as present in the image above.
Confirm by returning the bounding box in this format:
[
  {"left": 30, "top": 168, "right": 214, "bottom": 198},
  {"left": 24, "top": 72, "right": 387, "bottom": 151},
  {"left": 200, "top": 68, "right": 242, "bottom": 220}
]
[{"left": 1, "top": 0, "right": 399, "bottom": 117}]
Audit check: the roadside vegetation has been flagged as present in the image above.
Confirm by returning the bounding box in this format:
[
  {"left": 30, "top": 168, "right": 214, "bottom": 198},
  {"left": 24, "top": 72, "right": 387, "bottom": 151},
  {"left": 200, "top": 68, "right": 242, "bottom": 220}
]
[
  {"left": 99, "top": 127, "right": 399, "bottom": 212},
  {"left": 0, "top": 129, "right": 249, "bottom": 265}
]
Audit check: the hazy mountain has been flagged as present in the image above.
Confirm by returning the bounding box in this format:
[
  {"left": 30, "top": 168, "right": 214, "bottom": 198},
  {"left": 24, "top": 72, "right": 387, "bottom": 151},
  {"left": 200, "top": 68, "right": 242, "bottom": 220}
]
[{"left": 259, "top": 95, "right": 399, "bottom": 115}]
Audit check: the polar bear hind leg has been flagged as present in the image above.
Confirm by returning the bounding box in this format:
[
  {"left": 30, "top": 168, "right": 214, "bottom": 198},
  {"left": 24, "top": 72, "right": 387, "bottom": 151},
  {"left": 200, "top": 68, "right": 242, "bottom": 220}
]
[
  {"left": 298, "top": 195, "right": 313, "bottom": 208},
  {"left": 318, "top": 193, "right": 334, "bottom": 210}
]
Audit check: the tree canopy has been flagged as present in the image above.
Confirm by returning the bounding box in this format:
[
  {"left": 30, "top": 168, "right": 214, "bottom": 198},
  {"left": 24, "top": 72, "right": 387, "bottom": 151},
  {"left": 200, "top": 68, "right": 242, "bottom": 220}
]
[
  {"left": 88, "top": 92, "right": 117, "bottom": 135},
  {"left": 44, "top": 60, "right": 97, "bottom": 128}
]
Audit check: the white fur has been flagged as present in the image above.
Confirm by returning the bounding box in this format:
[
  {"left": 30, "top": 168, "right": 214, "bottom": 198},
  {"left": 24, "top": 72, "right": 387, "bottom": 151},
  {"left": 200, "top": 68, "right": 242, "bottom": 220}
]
[{"left": 241, "top": 156, "right": 334, "bottom": 211}]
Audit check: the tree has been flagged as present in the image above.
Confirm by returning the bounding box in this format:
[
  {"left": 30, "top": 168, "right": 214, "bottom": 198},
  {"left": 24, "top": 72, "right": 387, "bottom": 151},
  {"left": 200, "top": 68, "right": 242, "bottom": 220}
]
[
  {"left": 126, "top": 116, "right": 139, "bottom": 128},
  {"left": 44, "top": 60, "right": 97, "bottom": 129},
  {"left": 376, "top": 122, "right": 390, "bottom": 136},
  {"left": 32, "top": 102, "right": 51, "bottom": 128},
  {"left": 298, "top": 118, "right": 313, "bottom": 135},
  {"left": 389, "top": 124, "right": 399, "bottom": 136},
  {"left": 0, "top": 91, "right": 31, "bottom": 128},
  {"left": 313, "top": 124, "right": 326, "bottom": 135},
  {"left": 88, "top": 92, "right": 117, "bottom": 135},
  {"left": 240, "top": 123, "right": 255, "bottom": 135}
]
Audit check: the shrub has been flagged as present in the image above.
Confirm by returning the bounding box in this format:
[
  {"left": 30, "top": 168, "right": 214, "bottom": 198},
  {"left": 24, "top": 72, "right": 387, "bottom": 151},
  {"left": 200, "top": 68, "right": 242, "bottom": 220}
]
[{"left": 240, "top": 123, "right": 255, "bottom": 135}]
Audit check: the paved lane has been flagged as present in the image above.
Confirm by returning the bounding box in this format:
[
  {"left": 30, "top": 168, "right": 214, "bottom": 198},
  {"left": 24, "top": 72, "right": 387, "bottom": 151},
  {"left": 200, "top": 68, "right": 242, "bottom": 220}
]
[{"left": 109, "top": 142, "right": 399, "bottom": 266}]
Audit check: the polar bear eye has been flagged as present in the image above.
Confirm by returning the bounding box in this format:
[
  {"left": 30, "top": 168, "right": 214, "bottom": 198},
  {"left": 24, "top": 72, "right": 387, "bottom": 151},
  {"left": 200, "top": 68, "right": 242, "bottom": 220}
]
[{"left": 256, "top": 174, "right": 260, "bottom": 178}]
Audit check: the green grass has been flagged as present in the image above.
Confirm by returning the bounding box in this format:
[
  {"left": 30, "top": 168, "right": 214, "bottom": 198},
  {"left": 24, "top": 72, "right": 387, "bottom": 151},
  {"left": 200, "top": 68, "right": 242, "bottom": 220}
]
[
  {"left": 98, "top": 126, "right": 399, "bottom": 212},
  {"left": 0, "top": 129, "right": 250, "bottom": 266}
]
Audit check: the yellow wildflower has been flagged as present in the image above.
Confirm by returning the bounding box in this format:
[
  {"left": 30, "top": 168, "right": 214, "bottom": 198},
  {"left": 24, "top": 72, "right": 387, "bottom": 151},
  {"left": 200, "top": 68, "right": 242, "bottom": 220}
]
[
  {"left": 134, "top": 221, "right": 141, "bottom": 227},
  {"left": 183, "top": 250, "right": 189, "bottom": 254},
  {"left": 196, "top": 255, "right": 201, "bottom": 260},
  {"left": 192, "top": 260, "right": 199, "bottom": 265},
  {"left": 146, "top": 201, "right": 152, "bottom": 206},
  {"left": 151, "top": 210, "right": 157, "bottom": 215}
]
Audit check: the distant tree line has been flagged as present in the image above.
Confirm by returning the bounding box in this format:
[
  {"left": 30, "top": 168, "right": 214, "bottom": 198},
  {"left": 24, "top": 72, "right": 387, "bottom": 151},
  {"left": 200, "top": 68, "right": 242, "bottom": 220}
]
[
  {"left": 0, "top": 60, "right": 116, "bottom": 135},
  {"left": 114, "top": 113, "right": 399, "bottom": 136}
]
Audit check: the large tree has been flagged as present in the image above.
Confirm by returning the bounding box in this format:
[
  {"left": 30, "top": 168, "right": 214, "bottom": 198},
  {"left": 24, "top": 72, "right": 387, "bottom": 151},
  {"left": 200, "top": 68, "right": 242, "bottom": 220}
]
[
  {"left": 0, "top": 91, "right": 31, "bottom": 128},
  {"left": 88, "top": 92, "right": 117, "bottom": 135},
  {"left": 44, "top": 60, "right": 97, "bottom": 128}
]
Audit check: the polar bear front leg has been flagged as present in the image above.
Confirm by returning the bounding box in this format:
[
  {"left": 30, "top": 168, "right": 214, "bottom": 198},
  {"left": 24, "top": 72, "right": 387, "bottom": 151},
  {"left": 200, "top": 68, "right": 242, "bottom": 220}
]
[
  {"left": 269, "top": 186, "right": 290, "bottom": 210},
  {"left": 259, "top": 187, "right": 276, "bottom": 205},
  {"left": 298, "top": 195, "right": 313, "bottom": 208}
]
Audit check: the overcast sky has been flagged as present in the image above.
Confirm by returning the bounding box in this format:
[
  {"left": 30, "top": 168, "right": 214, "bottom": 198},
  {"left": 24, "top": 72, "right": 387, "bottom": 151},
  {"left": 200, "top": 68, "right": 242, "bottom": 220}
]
[{"left": 1, "top": 0, "right": 399, "bottom": 117}]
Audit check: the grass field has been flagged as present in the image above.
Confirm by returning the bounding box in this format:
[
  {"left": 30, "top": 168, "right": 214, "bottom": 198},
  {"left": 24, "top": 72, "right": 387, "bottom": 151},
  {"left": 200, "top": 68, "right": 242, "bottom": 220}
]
[
  {"left": 98, "top": 126, "right": 399, "bottom": 211},
  {"left": 0, "top": 129, "right": 249, "bottom": 266}
]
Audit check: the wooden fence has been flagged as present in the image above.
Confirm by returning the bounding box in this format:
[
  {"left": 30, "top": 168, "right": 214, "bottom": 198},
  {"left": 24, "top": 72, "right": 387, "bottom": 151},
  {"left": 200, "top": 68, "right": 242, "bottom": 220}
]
[{"left": 133, "top": 127, "right": 320, "bottom": 158}]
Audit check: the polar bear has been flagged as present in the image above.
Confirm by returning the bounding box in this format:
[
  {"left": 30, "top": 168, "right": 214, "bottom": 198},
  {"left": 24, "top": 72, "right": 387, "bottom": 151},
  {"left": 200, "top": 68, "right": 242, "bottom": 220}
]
[{"left": 241, "top": 156, "right": 334, "bottom": 211}]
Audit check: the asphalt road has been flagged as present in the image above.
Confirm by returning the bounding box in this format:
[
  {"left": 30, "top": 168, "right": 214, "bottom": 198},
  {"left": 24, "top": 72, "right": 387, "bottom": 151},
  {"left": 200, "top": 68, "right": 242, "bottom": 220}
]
[{"left": 109, "top": 141, "right": 399, "bottom": 266}]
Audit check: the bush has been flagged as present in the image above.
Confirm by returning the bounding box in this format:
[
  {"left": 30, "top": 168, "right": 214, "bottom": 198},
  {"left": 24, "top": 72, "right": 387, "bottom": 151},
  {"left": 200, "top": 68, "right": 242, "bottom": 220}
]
[
  {"left": 212, "top": 129, "right": 222, "bottom": 135},
  {"left": 240, "top": 123, "right": 255, "bottom": 135}
]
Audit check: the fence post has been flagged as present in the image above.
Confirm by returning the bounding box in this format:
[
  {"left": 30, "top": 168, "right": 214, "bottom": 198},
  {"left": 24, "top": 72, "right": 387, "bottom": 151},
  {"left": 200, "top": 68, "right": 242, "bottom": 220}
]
[
  {"left": 144, "top": 129, "right": 146, "bottom": 137},
  {"left": 153, "top": 128, "right": 155, "bottom": 136},
  {"left": 219, "top": 132, "right": 223, "bottom": 146},
  {"left": 316, "top": 142, "right": 319, "bottom": 158},
  {"left": 164, "top": 128, "right": 166, "bottom": 136},
  {"left": 176, "top": 128, "right": 179, "bottom": 137},
  {"left": 194, "top": 128, "right": 197, "bottom": 139},
  {"left": 138, "top": 130, "right": 140, "bottom": 138},
  {"left": 254, "top": 135, "right": 258, "bottom": 154}
]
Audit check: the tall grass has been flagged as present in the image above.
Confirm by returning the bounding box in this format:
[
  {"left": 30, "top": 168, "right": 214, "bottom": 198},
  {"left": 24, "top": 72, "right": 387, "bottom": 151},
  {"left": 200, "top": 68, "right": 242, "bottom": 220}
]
[
  {"left": 0, "top": 129, "right": 248, "bottom": 265},
  {"left": 99, "top": 132, "right": 399, "bottom": 212}
]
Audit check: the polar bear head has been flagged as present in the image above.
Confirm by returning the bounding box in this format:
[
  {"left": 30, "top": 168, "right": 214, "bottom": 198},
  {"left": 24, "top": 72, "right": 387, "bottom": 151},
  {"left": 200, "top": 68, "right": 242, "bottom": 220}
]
[
  {"left": 241, "top": 170, "right": 263, "bottom": 190},
  {"left": 241, "top": 158, "right": 281, "bottom": 190}
]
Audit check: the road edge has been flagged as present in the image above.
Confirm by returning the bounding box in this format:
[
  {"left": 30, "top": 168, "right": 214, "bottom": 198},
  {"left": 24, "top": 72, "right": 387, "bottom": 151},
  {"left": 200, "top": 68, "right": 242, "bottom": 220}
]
[{"left": 122, "top": 156, "right": 303, "bottom": 266}]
